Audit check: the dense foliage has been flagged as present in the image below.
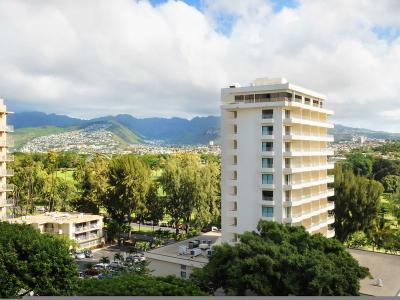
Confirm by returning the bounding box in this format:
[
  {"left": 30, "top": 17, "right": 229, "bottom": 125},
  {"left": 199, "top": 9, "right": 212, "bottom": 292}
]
[
  {"left": 192, "top": 221, "right": 369, "bottom": 296},
  {"left": 332, "top": 164, "right": 383, "bottom": 242},
  {"left": 0, "top": 222, "right": 78, "bottom": 298},
  {"left": 76, "top": 273, "right": 207, "bottom": 296}
]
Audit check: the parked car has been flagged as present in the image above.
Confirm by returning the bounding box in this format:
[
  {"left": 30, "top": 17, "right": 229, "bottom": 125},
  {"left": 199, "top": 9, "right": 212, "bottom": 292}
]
[
  {"left": 95, "top": 263, "right": 110, "bottom": 269},
  {"left": 109, "top": 261, "right": 123, "bottom": 270},
  {"left": 125, "top": 256, "right": 140, "bottom": 263},
  {"left": 75, "top": 251, "right": 86, "bottom": 260},
  {"left": 84, "top": 250, "right": 93, "bottom": 258}
]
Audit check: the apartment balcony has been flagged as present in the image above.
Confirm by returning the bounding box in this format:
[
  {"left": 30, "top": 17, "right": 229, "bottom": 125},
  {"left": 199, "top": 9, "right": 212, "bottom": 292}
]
[
  {"left": 327, "top": 188, "right": 335, "bottom": 197},
  {"left": 283, "top": 149, "right": 334, "bottom": 157},
  {"left": 285, "top": 175, "right": 334, "bottom": 190},
  {"left": 284, "top": 163, "right": 334, "bottom": 173},
  {"left": 284, "top": 190, "right": 335, "bottom": 207},
  {"left": 283, "top": 133, "right": 334, "bottom": 142},
  {"left": 283, "top": 117, "right": 334, "bottom": 129},
  {"left": 75, "top": 226, "right": 90, "bottom": 233},
  {"left": 326, "top": 201, "right": 335, "bottom": 211}
]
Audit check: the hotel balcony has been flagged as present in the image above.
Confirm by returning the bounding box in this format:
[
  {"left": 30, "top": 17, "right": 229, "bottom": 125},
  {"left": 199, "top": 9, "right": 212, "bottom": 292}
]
[
  {"left": 327, "top": 229, "right": 335, "bottom": 238},
  {"left": 283, "top": 117, "right": 334, "bottom": 129},
  {"left": 285, "top": 175, "right": 334, "bottom": 190},
  {"left": 0, "top": 169, "right": 14, "bottom": 177},
  {"left": 0, "top": 183, "right": 14, "bottom": 192},
  {"left": 284, "top": 189, "right": 335, "bottom": 207},
  {"left": 284, "top": 202, "right": 334, "bottom": 224},
  {"left": 284, "top": 163, "right": 334, "bottom": 173},
  {"left": 0, "top": 154, "right": 14, "bottom": 162},
  {"left": 0, "top": 125, "right": 14, "bottom": 133},
  {"left": 0, "top": 198, "right": 14, "bottom": 207},
  {"left": 283, "top": 133, "right": 334, "bottom": 142},
  {"left": 0, "top": 139, "right": 14, "bottom": 148},
  {"left": 283, "top": 149, "right": 334, "bottom": 157}
]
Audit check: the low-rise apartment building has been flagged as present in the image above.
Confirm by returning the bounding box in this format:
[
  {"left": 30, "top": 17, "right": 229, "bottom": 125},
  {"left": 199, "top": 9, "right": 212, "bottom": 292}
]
[
  {"left": 145, "top": 232, "right": 221, "bottom": 279},
  {"left": 9, "top": 212, "right": 104, "bottom": 248}
]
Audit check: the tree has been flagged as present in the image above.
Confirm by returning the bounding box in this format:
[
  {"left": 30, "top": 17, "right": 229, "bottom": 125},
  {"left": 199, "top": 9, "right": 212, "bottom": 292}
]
[
  {"left": 99, "top": 257, "right": 110, "bottom": 264},
  {"left": 160, "top": 154, "right": 220, "bottom": 234},
  {"left": 103, "top": 155, "right": 152, "bottom": 236},
  {"left": 345, "top": 151, "right": 373, "bottom": 177},
  {"left": 381, "top": 175, "right": 400, "bottom": 193},
  {"left": 0, "top": 222, "right": 78, "bottom": 297},
  {"left": 76, "top": 273, "right": 207, "bottom": 296},
  {"left": 72, "top": 154, "right": 109, "bottom": 214},
  {"left": 367, "top": 206, "right": 393, "bottom": 252},
  {"left": 372, "top": 158, "right": 400, "bottom": 181},
  {"left": 332, "top": 165, "right": 383, "bottom": 243},
  {"left": 191, "top": 221, "right": 369, "bottom": 296},
  {"left": 142, "top": 183, "right": 165, "bottom": 230},
  {"left": 389, "top": 191, "right": 400, "bottom": 227}
]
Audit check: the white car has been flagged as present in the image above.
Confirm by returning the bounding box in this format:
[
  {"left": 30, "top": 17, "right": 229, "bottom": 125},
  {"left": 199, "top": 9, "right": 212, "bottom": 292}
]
[
  {"left": 75, "top": 252, "right": 86, "bottom": 260},
  {"left": 95, "top": 263, "right": 110, "bottom": 269}
]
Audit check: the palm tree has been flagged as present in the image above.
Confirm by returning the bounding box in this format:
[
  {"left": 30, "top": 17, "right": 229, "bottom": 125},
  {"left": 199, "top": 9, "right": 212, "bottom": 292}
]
[
  {"left": 99, "top": 256, "right": 110, "bottom": 264},
  {"left": 114, "top": 253, "right": 124, "bottom": 262}
]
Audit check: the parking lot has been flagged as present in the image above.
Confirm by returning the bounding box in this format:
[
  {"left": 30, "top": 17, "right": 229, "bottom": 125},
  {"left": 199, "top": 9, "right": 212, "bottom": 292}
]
[{"left": 75, "top": 244, "right": 131, "bottom": 271}]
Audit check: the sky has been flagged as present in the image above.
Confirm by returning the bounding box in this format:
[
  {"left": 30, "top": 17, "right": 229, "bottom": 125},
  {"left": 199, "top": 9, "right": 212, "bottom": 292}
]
[{"left": 1, "top": 0, "right": 400, "bottom": 131}]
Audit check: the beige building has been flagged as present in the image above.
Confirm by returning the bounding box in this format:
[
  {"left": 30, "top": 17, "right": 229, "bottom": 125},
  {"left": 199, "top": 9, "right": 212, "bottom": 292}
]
[
  {"left": 9, "top": 212, "right": 104, "bottom": 248},
  {"left": 0, "top": 98, "right": 13, "bottom": 219},
  {"left": 145, "top": 232, "right": 220, "bottom": 279},
  {"left": 221, "top": 78, "right": 335, "bottom": 243}
]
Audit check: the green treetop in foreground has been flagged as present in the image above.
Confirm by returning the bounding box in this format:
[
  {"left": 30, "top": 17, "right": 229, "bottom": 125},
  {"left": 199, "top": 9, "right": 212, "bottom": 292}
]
[
  {"left": 192, "top": 221, "right": 369, "bottom": 296},
  {"left": 0, "top": 222, "right": 78, "bottom": 298},
  {"left": 77, "top": 273, "right": 207, "bottom": 296}
]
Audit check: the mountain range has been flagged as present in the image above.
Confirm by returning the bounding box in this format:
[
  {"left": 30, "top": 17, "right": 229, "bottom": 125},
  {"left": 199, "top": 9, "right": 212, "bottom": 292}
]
[{"left": 8, "top": 112, "right": 400, "bottom": 149}]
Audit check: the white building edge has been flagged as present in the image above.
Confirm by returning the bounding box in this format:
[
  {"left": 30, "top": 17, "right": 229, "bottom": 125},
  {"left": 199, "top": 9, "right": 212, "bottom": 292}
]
[{"left": 221, "top": 77, "right": 335, "bottom": 243}]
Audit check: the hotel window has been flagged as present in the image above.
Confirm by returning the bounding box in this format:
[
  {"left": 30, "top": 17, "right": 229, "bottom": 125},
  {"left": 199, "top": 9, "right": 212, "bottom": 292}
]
[
  {"left": 285, "top": 207, "right": 291, "bottom": 218},
  {"left": 262, "top": 158, "right": 273, "bottom": 168},
  {"left": 181, "top": 271, "right": 187, "bottom": 278},
  {"left": 262, "top": 142, "right": 273, "bottom": 152},
  {"left": 234, "top": 95, "right": 244, "bottom": 103},
  {"left": 245, "top": 94, "right": 255, "bottom": 103},
  {"left": 285, "top": 158, "right": 291, "bottom": 168},
  {"left": 285, "top": 174, "right": 292, "bottom": 185},
  {"left": 262, "top": 174, "right": 273, "bottom": 184},
  {"left": 285, "top": 126, "right": 291, "bottom": 135},
  {"left": 181, "top": 264, "right": 187, "bottom": 270},
  {"left": 285, "top": 142, "right": 291, "bottom": 152},
  {"left": 262, "top": 126, "right": 273, "bottom": 135},
  {"left": 233, "top": 140, "right": 237, "bottom": 149},
  {"left": 233, "top": 155, "right": 237, "bottom": 165},
  {"left": 285, "top": 190, "right": 291, "bottom": 201},
  {"left": 262, "top": 206, "right": 274, "bottom": 218},
  {"left": 262, "top": 109, "right": 273, "bottom": 119},
  {"left": 262, "top": 190, "right": 273, "bottom": 201},
  {"left": 233, "top": 111, "right": 237, "bottom": 118},
  {"left": 233, "top": 124, "right": 237, "bottom": 133},
  {"left": 285, "top": 109, "right": 291, "bottom": 119}
]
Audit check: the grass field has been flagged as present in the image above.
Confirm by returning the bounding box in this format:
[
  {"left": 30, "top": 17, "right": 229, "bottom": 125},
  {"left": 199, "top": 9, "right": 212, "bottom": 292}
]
[{"left": 56, "top": 169, "right": 76, "bottom": 183}]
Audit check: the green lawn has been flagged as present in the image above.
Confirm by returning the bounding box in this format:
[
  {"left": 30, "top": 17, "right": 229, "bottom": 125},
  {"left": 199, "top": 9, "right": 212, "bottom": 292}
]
[{"left": 56, "top": 169, "right": 76, "bottom": 183}]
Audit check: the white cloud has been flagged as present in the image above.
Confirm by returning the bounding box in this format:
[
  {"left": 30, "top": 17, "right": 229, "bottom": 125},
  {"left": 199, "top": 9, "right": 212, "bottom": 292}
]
[{"left": 0, "top": 0, "right": 400, "bottom": 131}]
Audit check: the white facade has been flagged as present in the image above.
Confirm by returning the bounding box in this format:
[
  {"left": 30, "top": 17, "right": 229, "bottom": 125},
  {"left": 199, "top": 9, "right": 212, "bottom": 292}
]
[
  {"left": 0, "top": 99, "right": 13, "bottom": 219},
  {"left": 221, "top": 78, "right": 335, "bottom": 243}
]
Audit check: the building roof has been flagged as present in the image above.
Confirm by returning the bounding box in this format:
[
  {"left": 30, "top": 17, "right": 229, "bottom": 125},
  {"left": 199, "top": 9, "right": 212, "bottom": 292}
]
[
  {"left": 146, "top": 232, "right": 221, "bottom": 267},
  {"left": 349, "top": 249, "right": 400, "bottom": 296},
  {"left": 8, "top": 212, "right": 102, "bottom": 225}
]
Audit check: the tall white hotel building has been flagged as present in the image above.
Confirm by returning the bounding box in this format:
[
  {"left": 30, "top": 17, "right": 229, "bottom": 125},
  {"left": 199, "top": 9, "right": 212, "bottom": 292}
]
[
  {"left": 221, "top": 78, "right": 335, "bottom": 243},
  {"left": 0, "top": 99, "right": 13, "bottom": 219}
]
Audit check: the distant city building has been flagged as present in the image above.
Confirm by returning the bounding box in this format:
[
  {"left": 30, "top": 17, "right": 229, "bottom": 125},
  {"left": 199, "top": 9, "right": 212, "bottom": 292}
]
[
  {"left": 220, "top": 78, "right": 335, "bottom": 243},
  {"left": 0, "top": 99, "right": 13, "bottom": 219},
  {"left": 8, "top": 212, "right": 104, "bottom": 248}
]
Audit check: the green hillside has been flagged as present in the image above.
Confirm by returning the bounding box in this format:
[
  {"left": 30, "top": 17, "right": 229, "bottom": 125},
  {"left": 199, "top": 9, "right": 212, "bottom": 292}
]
[
  {"left": 13, "top": 126, "right": 73, "bottom": 149},
  {"left": 107, "top": 120, "right": 143, "bottom": 145}
]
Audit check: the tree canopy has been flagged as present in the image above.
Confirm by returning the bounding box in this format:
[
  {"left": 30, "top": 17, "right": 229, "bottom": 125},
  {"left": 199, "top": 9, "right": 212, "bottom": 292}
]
[
  {"left": 191, "top": 221, "right": 369, "bottom": 296},
  {"left": 76, "top": 273, "right": 207, "bottom": 296},
  {"left": 332, "top": 164, "right": 383, "bottom": 242},
  {"left": 0, "top": 222, "right": 78, "bottom": 298}
]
